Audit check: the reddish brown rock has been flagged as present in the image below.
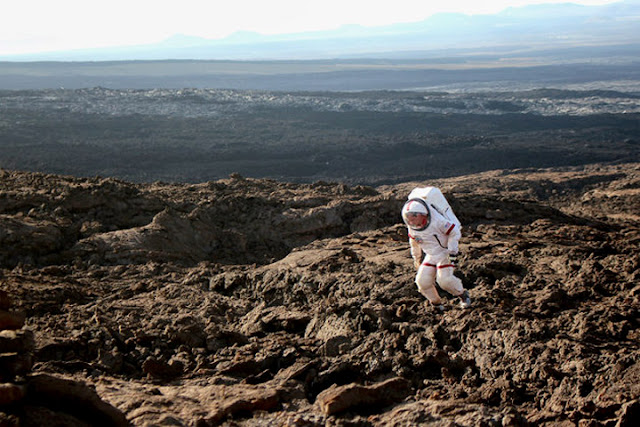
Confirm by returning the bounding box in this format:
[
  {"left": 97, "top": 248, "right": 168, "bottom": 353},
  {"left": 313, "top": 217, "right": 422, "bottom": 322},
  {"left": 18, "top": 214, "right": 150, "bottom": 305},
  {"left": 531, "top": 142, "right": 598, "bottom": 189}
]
[
  {"left": 0, "top": 310, "right": 25, "bottom": 331},
  {"left": 0, "top": 164, "right": 638, "bottom": 426},
  {"left": 316, "top": 377, "right": 411, "bottom": 416}
]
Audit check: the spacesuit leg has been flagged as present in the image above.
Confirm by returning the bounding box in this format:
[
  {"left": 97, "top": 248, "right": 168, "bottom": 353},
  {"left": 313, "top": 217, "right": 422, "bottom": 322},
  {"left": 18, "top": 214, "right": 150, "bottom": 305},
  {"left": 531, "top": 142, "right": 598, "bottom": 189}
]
[
  {"left": 415, "top": 260, "right": 441, "bottom": 304},
  {"left": 436, "top": 265, "right": 464, "bottom": 296}
]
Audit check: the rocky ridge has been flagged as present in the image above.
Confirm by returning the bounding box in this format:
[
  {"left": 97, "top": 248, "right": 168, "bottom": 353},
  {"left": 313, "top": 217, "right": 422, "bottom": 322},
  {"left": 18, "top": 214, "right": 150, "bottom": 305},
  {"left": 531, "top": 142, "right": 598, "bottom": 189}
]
[{"left": 0, "top": 162, "right": 639, "bottom": 425}]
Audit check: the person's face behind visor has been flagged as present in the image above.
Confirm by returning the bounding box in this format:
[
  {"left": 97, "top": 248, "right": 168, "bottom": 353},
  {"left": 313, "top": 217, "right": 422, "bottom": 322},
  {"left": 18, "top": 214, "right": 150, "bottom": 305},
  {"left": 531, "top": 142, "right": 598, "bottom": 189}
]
[{"left": 406, "top": 212, "right": 428, "bottom": 229}]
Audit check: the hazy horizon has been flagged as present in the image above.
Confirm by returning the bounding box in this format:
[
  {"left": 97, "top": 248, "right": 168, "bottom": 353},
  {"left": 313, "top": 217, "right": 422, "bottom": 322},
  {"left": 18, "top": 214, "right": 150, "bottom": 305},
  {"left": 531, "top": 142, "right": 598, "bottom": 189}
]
[{"left": 2, "top": 0, "right": 625, "bottom": 61}]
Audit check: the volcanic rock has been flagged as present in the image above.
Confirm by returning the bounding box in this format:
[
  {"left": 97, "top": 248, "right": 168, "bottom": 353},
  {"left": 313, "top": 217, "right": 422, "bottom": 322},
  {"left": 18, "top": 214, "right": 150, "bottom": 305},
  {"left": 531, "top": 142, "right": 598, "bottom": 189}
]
[{"left": 0, "top": 163, "right": 638, "bottom": 425}]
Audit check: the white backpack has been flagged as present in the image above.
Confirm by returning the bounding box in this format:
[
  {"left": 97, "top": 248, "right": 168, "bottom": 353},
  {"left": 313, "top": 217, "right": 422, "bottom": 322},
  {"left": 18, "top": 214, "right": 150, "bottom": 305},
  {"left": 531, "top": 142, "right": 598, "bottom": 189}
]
[{"left": 407, "top": 187, "right": 461, "bottom": 228}]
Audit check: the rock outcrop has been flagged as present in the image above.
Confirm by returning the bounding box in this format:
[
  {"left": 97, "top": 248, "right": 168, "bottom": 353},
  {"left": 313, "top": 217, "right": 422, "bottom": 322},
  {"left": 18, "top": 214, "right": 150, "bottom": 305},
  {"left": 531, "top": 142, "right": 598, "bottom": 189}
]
[{"left": 0, "top": 290, "right": 128, "bottom": 426}]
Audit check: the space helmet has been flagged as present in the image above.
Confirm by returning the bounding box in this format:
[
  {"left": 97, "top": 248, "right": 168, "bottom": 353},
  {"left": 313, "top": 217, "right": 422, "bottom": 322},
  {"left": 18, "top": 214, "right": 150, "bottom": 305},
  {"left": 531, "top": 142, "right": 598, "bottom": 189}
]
[{"left": 402, "top": 198, "right": 430, "bottom": 231}]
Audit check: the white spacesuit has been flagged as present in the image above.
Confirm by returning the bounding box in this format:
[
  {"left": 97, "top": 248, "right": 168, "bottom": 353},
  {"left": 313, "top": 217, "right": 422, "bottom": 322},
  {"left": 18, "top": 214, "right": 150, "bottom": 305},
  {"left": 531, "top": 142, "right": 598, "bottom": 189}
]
[{"left": 401, "top": 188, "right": 471, "bottom": 309}]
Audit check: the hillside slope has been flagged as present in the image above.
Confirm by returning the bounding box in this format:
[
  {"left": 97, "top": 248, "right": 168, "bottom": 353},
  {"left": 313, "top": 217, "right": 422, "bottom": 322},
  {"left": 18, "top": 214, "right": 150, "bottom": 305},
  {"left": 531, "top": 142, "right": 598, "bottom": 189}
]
[{"left": 0, "top": 163, "right": 638, "bottom": 425}]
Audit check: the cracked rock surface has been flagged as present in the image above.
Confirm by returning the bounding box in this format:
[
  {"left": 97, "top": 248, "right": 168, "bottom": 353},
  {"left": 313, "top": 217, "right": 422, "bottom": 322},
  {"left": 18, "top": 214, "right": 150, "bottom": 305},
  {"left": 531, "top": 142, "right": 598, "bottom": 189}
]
[{"left": 1, "top": 162, "right": 639, "bottom": 425}]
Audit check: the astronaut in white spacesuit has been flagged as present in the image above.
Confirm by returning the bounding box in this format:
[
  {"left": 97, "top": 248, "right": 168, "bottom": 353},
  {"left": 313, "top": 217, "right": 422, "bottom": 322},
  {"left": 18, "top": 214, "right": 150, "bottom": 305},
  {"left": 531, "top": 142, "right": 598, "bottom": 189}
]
[{"left": 401, "top": 190, "right": 471, "bottom": 310}]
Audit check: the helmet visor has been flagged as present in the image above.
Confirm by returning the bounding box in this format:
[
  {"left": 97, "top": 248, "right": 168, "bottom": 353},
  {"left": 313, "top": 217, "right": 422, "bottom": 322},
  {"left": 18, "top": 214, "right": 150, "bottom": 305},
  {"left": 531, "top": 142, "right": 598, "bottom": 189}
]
[{"left": 405, "top": 212, "right": 428, "bottom": 230}]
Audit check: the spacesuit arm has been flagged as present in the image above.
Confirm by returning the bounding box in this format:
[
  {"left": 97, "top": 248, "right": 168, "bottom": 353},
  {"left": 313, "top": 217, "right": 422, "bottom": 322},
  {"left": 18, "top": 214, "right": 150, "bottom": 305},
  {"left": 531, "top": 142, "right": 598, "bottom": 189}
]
[
  {"left": 445, "top": 223, "right": 461, "bottom": 254},
  {"left": 409, "top": 235, "right": 423, "bottom": 269}
]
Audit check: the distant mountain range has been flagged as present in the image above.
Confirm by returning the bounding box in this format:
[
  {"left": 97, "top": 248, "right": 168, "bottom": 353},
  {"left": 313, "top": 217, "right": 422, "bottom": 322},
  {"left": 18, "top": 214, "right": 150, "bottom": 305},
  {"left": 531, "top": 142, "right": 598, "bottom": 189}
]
[{"left": 3, "top": 0, "right": 640, "bottom": 61}]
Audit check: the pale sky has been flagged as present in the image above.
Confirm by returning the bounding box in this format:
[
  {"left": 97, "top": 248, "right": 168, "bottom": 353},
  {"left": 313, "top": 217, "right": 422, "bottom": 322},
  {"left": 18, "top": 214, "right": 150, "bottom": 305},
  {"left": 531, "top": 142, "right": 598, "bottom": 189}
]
[{"left": 0, "top": 0, "right": 620, "bottom": 55}]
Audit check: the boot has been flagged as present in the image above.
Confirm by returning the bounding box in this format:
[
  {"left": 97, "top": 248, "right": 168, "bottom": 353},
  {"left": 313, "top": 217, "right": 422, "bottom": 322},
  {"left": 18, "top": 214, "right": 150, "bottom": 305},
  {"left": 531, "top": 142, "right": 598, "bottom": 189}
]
[
  {"left": 424, "top": 300, "right": 446, "bottom": 312},
  {"left": 459, "top": 290, "right": 471, "bottom": 308}
]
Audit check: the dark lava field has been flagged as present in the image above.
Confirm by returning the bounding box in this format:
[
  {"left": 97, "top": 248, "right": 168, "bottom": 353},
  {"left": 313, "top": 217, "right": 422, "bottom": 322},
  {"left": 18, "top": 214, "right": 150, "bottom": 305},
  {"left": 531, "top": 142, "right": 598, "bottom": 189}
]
[{"left": 1, "top": 87, "right": 639, "bottom": 184}]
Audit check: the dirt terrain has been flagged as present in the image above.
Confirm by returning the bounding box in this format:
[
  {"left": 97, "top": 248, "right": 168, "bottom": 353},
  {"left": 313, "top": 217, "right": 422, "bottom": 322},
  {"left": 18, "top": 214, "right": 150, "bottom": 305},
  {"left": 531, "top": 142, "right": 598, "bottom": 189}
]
[{"left": 0, "top": 162, "right": 638, "bottom": 425}]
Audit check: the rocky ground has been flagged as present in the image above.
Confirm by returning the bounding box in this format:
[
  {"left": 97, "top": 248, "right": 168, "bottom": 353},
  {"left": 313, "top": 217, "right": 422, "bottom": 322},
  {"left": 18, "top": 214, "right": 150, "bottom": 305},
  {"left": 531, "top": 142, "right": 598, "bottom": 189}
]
[{"left": 0, "top": 162, "right": 639, "bottom": 426}]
